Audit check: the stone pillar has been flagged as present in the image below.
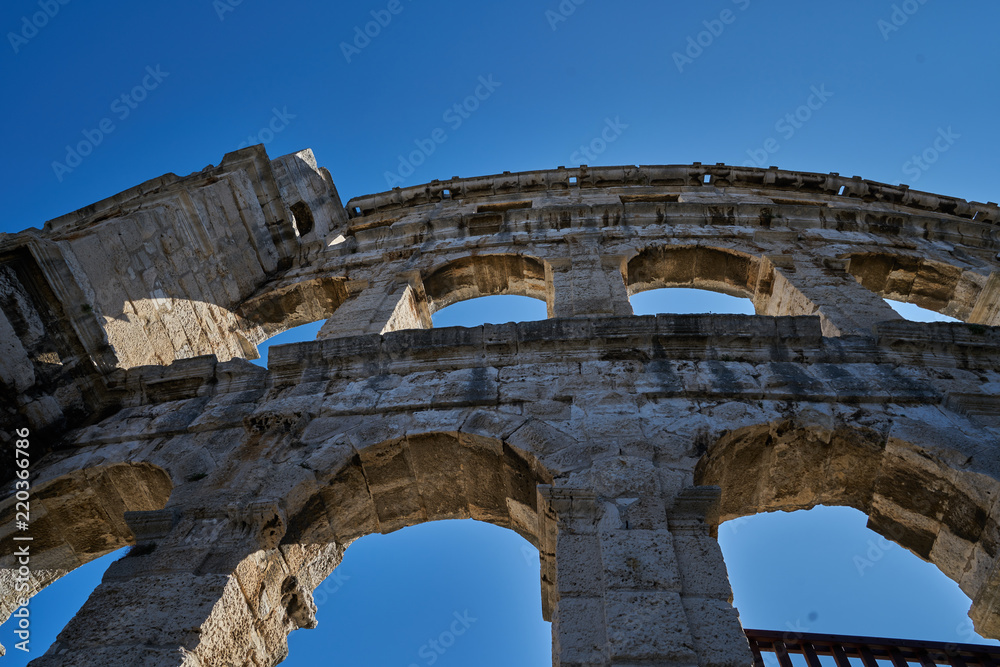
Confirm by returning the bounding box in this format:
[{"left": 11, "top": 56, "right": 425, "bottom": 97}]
[
  {"left": 317, "top": 273, "right": 431, "bottom": 339},
  {"left": 757, "top": 258, "right": 902, "bottom": 336},
  {"left": 548, "top": 235, "right": 633, "bottom": 318},
  {"left": 29, "top": 501, "right": 334, "bottom": 667},
  {"left": 669, "top": 487, "right": 753, "bottom": 667},
  {"left": 541, "top": 481, "right": 750, "bottom": 667}
]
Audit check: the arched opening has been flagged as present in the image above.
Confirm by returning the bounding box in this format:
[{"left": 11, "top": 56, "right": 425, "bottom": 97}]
[
  {"left": 289, "top": 201, "right": 315, "bottom": 237},
  {"left": 845, "top": 253, "right": 990, "bottom": 323},
  {"left": 278, "top": 432, "right": 556, "bottom": 665},
  {"left": 695, "top": 421, "right": 1000, "bottom": 640},
  {"left": 631, "top": 288, "right": 756, "bottom": 316},
  {"left": 0, "top": 462, "right": 172, "bottom": 656},
  {"left": 719, "top": 506, "right": 999, "bottom": 645},
  {"left": 0, "top": 462, "right": 173, "bottom": 566},
  {"left": 626, "top": 246, "right": 767, "bottom": 314},
  {"left": 251, "top": 319, "right": 324, "bottom": 367},
  {"left": 287, "top": 520, "right": 550, "bottom": 666},
  {"left": 288, "top": 432, "right": 553, "bottom": 549},
  {"left": 236, "top": 276, "right": 350, "bottom": 356},
  {"left": 0, "top": 547, "right": 128, "bottom": 663},
  {"left": 422, "top": 254, "right": 552, "bottom": 317},
  {"left": 433, "top": 294, "right": 548, "bottom": 327}
]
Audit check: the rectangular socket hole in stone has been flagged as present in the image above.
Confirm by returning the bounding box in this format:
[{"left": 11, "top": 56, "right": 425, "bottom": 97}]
[
  {"left": 569, "top": 176, "right": 578, "bottom": 185},
  {"left": 353, "top": 206, "right": 362, "bottom": 215},
  {"left": 838, "top": 186, "right": 846, "bottom": 195},
  {"left": 442, "top": 189, "right": 452, "bottom": 199},
  {"left": 703, "top": 174, "right": 711, "bottom": 183}
]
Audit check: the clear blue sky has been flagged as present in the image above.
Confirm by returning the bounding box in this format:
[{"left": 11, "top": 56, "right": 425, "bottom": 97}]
[{"left": 2, "top": 0, "right": 998, "bottom": 664}]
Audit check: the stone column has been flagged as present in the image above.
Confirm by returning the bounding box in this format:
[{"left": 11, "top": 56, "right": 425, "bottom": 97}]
[
  {"left": 541, "top": 481, "right": 750, "bottom": 667},
  {"left": 757, "top": 257, "right": 902, "bottom": 336},
  {"left": 317, "top": 273, "right": 431, "bottom": 339},
  {"left": 669, "top": 487, "right": 753, "bottom": 667},
  {"left": 29, "top": 501, "right": 335, "bottom": 667},
  {"left": 548, "top": 234, "right": 633, "bottom": 318}
]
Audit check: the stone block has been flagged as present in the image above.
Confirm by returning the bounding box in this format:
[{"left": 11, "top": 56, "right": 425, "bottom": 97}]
[
  {"left": 671, "top": 533, "right": 735, "bottom": 600},
  {"left": 599, "top": 529, "right": 681, "bottom": 592},
  {"left": 682, "top": 597, "right": 754, "bottom": 667},
  {"left": 556, "top": 534, "right": 604, "bottom": 596},
  {"left": 604, "top": 590, "right": 698, "bottom": 662},
  {"left": 554, "top": 596, "right": 607, "bottom": 665}
]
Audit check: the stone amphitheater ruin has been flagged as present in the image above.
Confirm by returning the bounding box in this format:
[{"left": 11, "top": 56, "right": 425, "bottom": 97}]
[{"left": 0, "top": 146, "right": 998, "bottom": 666}]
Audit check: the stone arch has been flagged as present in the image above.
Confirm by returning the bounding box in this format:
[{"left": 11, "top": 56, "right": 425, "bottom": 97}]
[
  {"left": 285, "top": 430, "right": 555, "bottom": 549},
  {"left": 36, "top": 419, "right": 578, "bottom": 666},
  {"left": 625, "top": 245, "right": 769, "bottom": 308},
  {"left": 693, "top": 419, "right": 1000, "bottom": 638},
  {"left": 422, "top": 254, "right": 552, "bottom": 316},
  {"left": 252, "top": 431, "right": 559, "bottom": 664},
  {"left": 0, "top": 462, "right": 173, "bottom": 645},
  {"left": 845, "top": 252, "right": 995, "bottom": 323},
  {"left": 235, "top": 275, "right": 350, "bottom": 350}
]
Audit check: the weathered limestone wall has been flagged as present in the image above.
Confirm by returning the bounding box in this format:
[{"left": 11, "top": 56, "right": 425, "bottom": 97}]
[
  {"left": 0, "top": 150, "right": 997, "bottom": 666},
  {"left": 2, "top": 315, "right": 997, "bottom": 665}
]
